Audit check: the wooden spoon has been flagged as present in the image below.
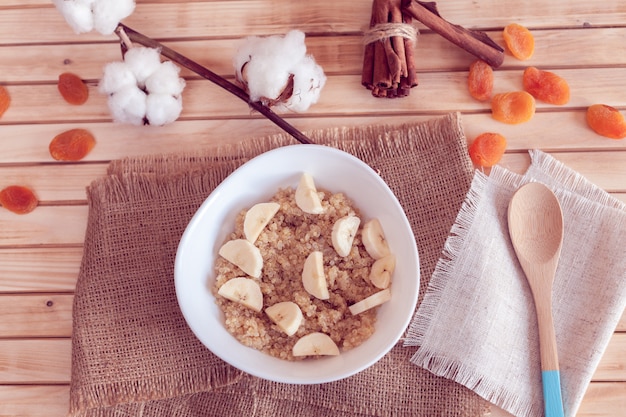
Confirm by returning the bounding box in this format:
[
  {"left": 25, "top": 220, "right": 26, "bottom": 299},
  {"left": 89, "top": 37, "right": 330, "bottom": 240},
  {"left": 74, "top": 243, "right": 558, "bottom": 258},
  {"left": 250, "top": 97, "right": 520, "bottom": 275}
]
[{"left": 508, "top": 182, "right": 565, "bottom": 417}]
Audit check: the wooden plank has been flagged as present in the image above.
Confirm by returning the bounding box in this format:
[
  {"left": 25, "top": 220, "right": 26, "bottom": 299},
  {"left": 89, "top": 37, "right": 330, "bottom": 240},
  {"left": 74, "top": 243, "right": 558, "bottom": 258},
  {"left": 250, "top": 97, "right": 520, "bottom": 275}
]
[
  {"left": 0, "top": 164, "right": 106, "bottom": 202},
  {"left": 577, "top": 382, "right": 626, "bottom": 417},
  {"left": 0, "top": 381, "right": 622, "bottom": 417},
  {"left": 1, "top": 111, "right": 626, "bottom": 165},
  {"left": 2, "top": 1, "right": 625, "bottom": 45},
  {"left": 0, "top": 206, "right": 88, "bottom": 247},
  {"left": 0, "top": 385, "right": 70, "bottom": 417},
  {"left": 0, "top": 247, "right": 82, "bottom": 292},
  {"left": 0, "top": 150, "right": 626, "bottom": 211},
  {"left": 0, "top": 333, "right": 623, "bottom": 385},
  {"left": 3, "top": 68, "right": 626, "bottom": 124},
  {"left": 2, "top": 27, "right": 626, "bottom": 83},
  {"left": 0, "top": 339, "right": 71, "bottom": 383},
  {"left": 0, "top": 294, "right": 73, "bottom": 338}
]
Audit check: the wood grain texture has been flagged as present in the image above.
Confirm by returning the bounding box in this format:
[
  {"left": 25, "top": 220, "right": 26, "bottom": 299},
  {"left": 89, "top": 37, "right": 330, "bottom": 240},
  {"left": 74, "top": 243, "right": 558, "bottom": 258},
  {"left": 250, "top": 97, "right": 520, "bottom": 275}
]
[{"left": 0, "top": 1, "right": 624, "bottom": 416}]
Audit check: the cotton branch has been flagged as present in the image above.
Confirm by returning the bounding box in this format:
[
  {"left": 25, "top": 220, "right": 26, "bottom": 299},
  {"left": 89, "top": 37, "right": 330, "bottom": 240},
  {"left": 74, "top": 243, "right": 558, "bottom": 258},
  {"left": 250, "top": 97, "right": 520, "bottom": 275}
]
[{"left": 115, "top": 24, "right": 313, "bottom": 145}]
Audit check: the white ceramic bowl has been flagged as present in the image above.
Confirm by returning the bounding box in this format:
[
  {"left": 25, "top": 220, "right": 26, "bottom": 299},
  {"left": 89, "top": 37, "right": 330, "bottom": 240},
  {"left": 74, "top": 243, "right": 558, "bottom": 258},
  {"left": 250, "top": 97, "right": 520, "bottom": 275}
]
[{"left": 174, "top": 144, "right": 419, "bottom": 384}]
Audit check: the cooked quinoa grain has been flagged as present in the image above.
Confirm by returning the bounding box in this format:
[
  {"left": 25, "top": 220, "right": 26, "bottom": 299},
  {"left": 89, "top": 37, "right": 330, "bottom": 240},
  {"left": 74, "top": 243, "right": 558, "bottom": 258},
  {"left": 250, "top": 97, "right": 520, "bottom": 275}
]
[{"left": 213, "top": 186, "right": 380, "bottom": 361}]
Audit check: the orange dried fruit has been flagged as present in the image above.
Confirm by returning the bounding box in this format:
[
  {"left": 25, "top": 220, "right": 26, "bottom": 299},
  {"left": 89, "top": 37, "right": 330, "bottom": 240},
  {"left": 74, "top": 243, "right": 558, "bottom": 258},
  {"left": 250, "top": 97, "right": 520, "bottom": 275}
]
[
  {"left": 468, "top": 60, "right": 494, "bottom": 101},
  {"left": 49, "top": 128, "right": 96, "bottom": 161},
  {"left": 468, "top": 133, "right": 507, "bottom": 168},
  {"left": 58, "top": 72, "right": 89, "bottom": 105},
  {"left": 586, "top": 104, "right": 626, "bottom": 139},
  {"left": 0, "top": 85, "right": 10, "bottom": 117},
  {"left": 491, "top": 91, "right": 535, "bottom": 124},
  {"left": 0, "top": 185, "right": 38, "bottom": 214},
  {"left": 523, "top": 67, "right": 570, "bottom": 105},
  {"left": 503, "top": 23, "right": 534, "bottom": 61}
]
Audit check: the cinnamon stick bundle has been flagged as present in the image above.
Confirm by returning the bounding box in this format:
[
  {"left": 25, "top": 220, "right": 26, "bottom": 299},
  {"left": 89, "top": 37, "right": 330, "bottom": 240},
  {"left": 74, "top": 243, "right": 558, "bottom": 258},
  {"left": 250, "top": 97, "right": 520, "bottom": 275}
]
[
  {"left": 362, "top": 0, "right": 418, "bottom": 98},
  {"left": 362, "top": 0, "right": 504, "bottom": 98}
]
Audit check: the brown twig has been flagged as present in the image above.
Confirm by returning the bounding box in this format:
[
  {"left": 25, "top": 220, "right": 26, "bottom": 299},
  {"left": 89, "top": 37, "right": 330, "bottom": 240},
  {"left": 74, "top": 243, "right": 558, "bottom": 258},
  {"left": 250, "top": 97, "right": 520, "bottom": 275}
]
[{"left": 115, "top": 24, "right": 313, "bottom": 145}]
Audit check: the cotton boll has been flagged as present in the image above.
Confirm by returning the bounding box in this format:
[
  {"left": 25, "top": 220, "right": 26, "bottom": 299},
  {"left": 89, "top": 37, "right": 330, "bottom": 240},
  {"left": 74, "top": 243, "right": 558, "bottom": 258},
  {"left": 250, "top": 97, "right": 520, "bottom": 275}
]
[
  {"left": 124, "top": 47, "right": 163, "bottom": 87},
  {"left": 99, "top": 62, "right": 137, "bottom": 95},
  {"left": 52, "top": 0, "right": 96, "bottom": 34},
  {"left": 232, "top": 30, "right": 327, "bottom": 111},
  {"left": 107, "top": 85, "right": 147, "bottom": 126},
  {"left": 234, "top": 30, "right": 307, "bottom": 103},
  {"left": 145, "top": 94, "right": 182, "bottom": 126},
  {"left": 145, "top": 61, "right": 186, "bottom": 96},
  {"left": 283, "top": 55, "right": 327, "bottom": 113},
  {"left": 92, "top": 0, "right": 136, "bottom": 35}
]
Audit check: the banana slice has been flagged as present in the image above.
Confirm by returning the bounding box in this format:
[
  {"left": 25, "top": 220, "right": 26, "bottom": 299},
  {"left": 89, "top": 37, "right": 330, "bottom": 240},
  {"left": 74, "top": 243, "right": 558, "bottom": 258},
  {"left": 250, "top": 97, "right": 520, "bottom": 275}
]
[
  {"left": 369, "top": 254, "right": 396, "bottom": 289},
  {"left": 301, "top": 251, "right": 329, "bottom": 300},
  {"left": 331, "top": 215, "right": 361, "bottom": 257},
  {"left": 217, "top": 277, "right": 263, "bottom": 312},
  {"left": 218, "top": 239, "right": 263, "bottom": 278},
  {"left": 361, "top": 218, "right": 391, "bottom": 260},
  {"left": 265, "top": 301, "right": 304, "bottom": 336},
  {"left": 348, "top": 288, "right": 391, "bottom": 315},
  {"left": 292, "top": 332, "right": 340, "bottom": 357},
  {"left": 295, "top": 173, "right": 324, "bottom": 214},
  {"left": 244, "top": 202, "right": 280, "bottom": 243}
]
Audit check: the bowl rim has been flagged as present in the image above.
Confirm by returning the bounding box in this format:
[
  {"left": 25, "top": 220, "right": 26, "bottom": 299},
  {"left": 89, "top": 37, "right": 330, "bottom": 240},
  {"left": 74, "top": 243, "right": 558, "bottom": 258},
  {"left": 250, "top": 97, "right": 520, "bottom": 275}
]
[{"left": 174, "top": 144, "right": 420, "bottom": 384}]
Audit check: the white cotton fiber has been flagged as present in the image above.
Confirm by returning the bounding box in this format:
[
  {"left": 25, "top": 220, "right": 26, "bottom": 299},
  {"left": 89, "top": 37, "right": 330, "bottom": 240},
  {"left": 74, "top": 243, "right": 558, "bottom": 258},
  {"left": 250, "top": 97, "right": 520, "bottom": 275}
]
[
  {"left": 233, "top": 30, "right": 326, "bottom": 112},
  {"left": 100, "top": 46, "right": 186, "bottom": 126},
  {"left": 145, "top": 61, "right": 186, "bottom": 96},
  {"left": 283, "top": 55, "right": 326, "bottom": 113},
  {"left": 92, "top": 0, "right": 136, "bottom": 35},
  {"left": 99, "top": 61, "right": 137, "bottom": 95},
  {"left": 123, "top": 47, "right": 163, "bottom": 86},
  {"left": 52, "top": 0, "right": 96, "bottom": 34},
  {"left": 52, "top": 0, "right": 135, "bottom": 35},
  {"left": 107, "top": 85, "right": 147, "bottom": 126},
  {"left": 145, "top": 94, "right": 183, "bottom": 126}
]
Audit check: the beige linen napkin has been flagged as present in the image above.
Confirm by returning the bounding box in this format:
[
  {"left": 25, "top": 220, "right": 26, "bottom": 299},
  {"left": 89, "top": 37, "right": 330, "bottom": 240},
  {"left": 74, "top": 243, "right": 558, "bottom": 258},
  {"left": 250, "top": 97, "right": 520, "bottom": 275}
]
[
  {"left": 404, "top": 150, "right": 626, "bottom": 417},
  {"left": 69, "top": 113, "right": 490, "bottom": 416}
]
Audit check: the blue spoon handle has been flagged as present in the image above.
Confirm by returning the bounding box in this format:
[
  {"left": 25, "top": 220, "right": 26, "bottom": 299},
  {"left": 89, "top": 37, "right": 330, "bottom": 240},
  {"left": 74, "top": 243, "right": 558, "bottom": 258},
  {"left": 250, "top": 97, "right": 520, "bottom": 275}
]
[{"left": 542, "top": 370, "right": 565, "bottom": 417}]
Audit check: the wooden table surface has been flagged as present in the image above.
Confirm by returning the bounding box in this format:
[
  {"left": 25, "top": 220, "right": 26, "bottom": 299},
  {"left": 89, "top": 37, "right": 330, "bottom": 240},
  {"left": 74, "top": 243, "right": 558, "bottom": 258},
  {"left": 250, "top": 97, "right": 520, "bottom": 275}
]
[{"left": 1, "top": 1, "right": 624, "bottom": 416}]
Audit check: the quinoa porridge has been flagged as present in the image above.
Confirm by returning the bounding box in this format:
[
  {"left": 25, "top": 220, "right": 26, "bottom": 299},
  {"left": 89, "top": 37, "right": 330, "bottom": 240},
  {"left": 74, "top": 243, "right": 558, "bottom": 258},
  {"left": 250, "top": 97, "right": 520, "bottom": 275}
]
[{"left": 212, "top": 175, "right": 394, "bottom": 361}]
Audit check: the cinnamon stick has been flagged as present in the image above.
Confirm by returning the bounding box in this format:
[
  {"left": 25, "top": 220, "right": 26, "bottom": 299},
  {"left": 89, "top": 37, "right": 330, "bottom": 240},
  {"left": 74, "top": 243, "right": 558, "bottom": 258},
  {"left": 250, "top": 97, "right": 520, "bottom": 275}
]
[{"left": 403, "top": 1, "right": 504, "bottom": 68}]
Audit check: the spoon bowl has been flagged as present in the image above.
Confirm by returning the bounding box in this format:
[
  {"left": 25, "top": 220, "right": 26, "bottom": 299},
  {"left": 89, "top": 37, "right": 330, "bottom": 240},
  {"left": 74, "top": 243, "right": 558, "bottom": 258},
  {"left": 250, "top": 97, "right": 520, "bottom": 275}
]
[{"left": 508, "top": 182, "right": 565, "bottom": 417}]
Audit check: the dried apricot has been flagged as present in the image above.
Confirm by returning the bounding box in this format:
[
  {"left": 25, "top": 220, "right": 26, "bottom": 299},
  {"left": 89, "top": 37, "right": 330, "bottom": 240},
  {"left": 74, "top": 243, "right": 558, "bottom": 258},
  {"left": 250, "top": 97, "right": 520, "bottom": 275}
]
[
  {"left": 503, "top": 23, "right": 534, "bottom": 61},
  {"left": 0, "top": 85, "right": 10, "bottom": 117},
  {"left": 523, "top": 67, "right": 570, "bottom": 105},
  {"left": 49, "top": 128, "right": 96, "bottom": 161},
  {"left": 469, "top": 133, "right": 507, "bottom": 168},
  {"left": 58, "top": 72, "right": 89, "bottom": 105},
  {"left": 586, "top": 104, "right": 626, "bottom": 139},
  {"left": 0, "top": 185, "right": 38, "bottom": 214},
  {"left": 468, "top": 60, "right": 494, "bottom": 101},
  {"left": 491, "top": 91, "right": 535, "bottom": 124}
]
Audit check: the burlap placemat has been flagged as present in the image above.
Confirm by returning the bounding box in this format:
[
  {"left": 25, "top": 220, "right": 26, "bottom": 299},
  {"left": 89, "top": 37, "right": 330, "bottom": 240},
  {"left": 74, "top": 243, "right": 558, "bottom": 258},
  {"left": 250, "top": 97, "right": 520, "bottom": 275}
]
[{"left": 69, "top": 112, "right": 490, "bottom": 416}]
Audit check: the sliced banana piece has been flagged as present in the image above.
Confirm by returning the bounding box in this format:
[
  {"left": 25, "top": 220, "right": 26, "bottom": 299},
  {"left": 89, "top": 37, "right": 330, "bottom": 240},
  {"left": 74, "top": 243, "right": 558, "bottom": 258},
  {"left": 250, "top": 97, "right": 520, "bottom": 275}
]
[
  {"left": 301, "top": 251, "right": 329, "bottom": 300},
  {"left": 361, "top": 218, "right": 391, "bottom": 260},
  {"left": 369, "top": 254, "right": 396, "bottom": 289},
  {"left": 331, "top": 215, "right": 361, "bottom": 257},
  {"left": 295, "top": 173, "right": 324, "bottom": 214},
  {"left": 244, "top": 202, "right": 280, "bottom": 243},
  {"left": 217, "top": 277, "right": 263, "bottom": 312},
  {"left": 292, "top": 332, "right": 340, "bottom": 357},
  {"left": 265, "top": 301, "right": 304, "bottom": 336},
  {"left": 218, "top": 239, "right": 263, "bottom": 278},
  {"left": 348, "top": 288, "right": 391, "bottom": 315}
]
